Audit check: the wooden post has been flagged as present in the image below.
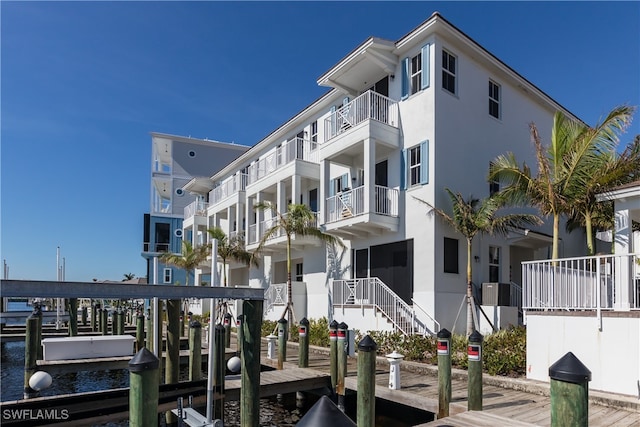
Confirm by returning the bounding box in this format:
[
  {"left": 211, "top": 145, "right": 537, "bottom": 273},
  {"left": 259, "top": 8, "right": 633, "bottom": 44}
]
[
  {"left": 91, "top": 303, "right": 97, "bottom": 331},
  {"left": 129, "top": 348, "right": 159, "bottom": 427},
  {"left": 32, "top": 306, "right": 43, "bottom": 360},
  {"left": 136, "top": 314, "right": 145, "bottom": 352},
  {"left": 101, "top": 308, "right": 108, "bottom": 336},
  {"left": 549, "top": 352, "right": 591, "bottom": 427},
  {"left": 81, "top": 305, "right": 88, "bottom": 326},
  {"left": 240, "top": 299, "right": 262, "bottom": 427},
  {"left": 223, "top": 313, "right": 232, "bottom": 349},
  {"left": 68, "top": 298, "right": 78, "bottom": 336},
  {"left": 298, "top": 317, "right": 309, "bottom": 368},
  {"left": 357, "top": 335, "right": 377, "bottom": 427},
  {"left": 213, "top": 324, "right": 226, "bottom": 421},
  {"left": 188, "top": 320, "right": 202, "bottom": 381},
  {"left": 236, "top": 314, "right": 245, "bottom": 356},
  {"left": 145, "top": 308, "right": 152, "bottom": 350},
  {"left": 118, "top": 308, "right": 125, "bottom": 335},
  {"left": 180, "top": 310, "right": 185, "bottom": 338},
  {"left": 165, "top": 299, "right": 180, "bottom": 425},
  {"left": 329, "top": 319, "right": 338, "bottom": 396},
  {"left": 437, "top": 328, "right": 452, "bottom": 419},
  {"left": 23, "top": 315, "right": 39, "bottom": 399},
  {"left": 337, "top": 322, "right": 348, "bottom": 411},
  {"left": 277, "top": 318, "right": 288, "bottom": 370},
  {"left": 467, "top": 330, "right": 483, "bottom": 411}
]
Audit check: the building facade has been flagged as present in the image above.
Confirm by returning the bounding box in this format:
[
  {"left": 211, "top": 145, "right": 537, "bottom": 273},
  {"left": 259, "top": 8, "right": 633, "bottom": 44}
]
[
  {"left": 142, "top": 133, "right": 248, "bottom": 286},
  {"left": 181, "top": 12, "right": 586, "bottom": 333}
]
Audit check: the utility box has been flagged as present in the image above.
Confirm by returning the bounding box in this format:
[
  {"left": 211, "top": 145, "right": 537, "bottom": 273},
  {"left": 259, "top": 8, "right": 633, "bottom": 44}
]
[{"left": 482, "top": 282, "right": 511, "bottom": 306}]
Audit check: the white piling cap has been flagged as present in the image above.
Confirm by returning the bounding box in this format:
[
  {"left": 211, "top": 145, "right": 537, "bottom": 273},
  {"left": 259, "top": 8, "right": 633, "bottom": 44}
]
[{"left": 386, "top": 350, "right": 404, "bottom": 360}]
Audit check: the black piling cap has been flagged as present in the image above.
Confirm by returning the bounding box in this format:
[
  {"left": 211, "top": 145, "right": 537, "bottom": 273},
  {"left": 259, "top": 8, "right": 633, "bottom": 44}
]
[
  {"left": 237, "top": 314, "right": 245, "bottom": 322},
  {"left": 278, "top": 318, "right": 288, "bottom": 325},
  {"left": 358, "top": 335, "right": 378, "bottom": 352},
  {"left": 300, "top": 317, "right": 309, "bottom": 326},
  {"left": 338, "top": 322, "right": 348, "bottom": 330},
  {"left": 329, "top": 320, "right": 339, "bottom": 330},
  {"left": 189, "top": 320, "right": 201, "bottom": 329},
  {"left": 128, "top": 348, "right": 159, "bottom": 372},
  {"left": 296, "top": 395, "right": 356, "bottom": 427},
  {"left": 437, "top": 328, "right": 451, "bottom": 339},
  {"left": 469, "top": 330, "right": 483, "bottom": 343},
  {"left": 224, "top": 313, "right": 232, "bottom": 319},
  {"left": 215, "top": 324, "right": 226, "bottom": 332},
  {"left": 549, "top": 352, "right": 592, "bottom": 384}
]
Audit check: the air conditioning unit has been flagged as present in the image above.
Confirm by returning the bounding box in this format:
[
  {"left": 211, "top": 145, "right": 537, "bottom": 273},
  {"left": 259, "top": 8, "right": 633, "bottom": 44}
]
[{"left": 481, "top": 283, "right": 511, "bottom": 306}]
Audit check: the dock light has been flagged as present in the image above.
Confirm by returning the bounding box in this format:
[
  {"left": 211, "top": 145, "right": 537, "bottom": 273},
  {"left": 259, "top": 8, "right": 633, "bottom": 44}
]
[{"left": 29, "top": 371, "right": 52, "bottom": 391}]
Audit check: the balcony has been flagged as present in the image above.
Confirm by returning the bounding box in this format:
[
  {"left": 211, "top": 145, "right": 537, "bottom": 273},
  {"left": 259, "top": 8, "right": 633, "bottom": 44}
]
[
  {"left": 183, "top": 200, "right": 208, "bottom": 221},
  {"left": 246, "top": 212, "right": 320, "bottom": 250},
  {"left": 247, "top": 138, "right": 319, "bottom": 187},
  {"left": 323, "top": 185, "right": 399, "bottom": 237},
  {"left": 522, "top": 253, "right": 640, "bottom": 325},
  {"left": 142, "top": 242, "right": 170, "bottom": 254},
  {"left": 209, "top": 173, "right": 248, "bottom": 207}
]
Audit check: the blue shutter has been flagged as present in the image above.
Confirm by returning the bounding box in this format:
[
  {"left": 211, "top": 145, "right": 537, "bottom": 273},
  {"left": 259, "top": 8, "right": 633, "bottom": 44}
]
[
  {"left": 421, "top": 44, "right": 430, "bottom": 89},
  {"left": 341, "top": 174, "right": 349, "bottom": 190},
  {"left": 401, "top": 57, "right": 410, "bottom": 99},
  {"left": 400, "top": 149, "right": 407, "bottom": 190},
  {"left": 329, "top": 178, "right": 335, "bottom": 197},
  {"left": 342, "top": 97, "right": 350, "bottom": 106},
  {"left": 420, "top": 140, "right": 429, "bottom": 185}
]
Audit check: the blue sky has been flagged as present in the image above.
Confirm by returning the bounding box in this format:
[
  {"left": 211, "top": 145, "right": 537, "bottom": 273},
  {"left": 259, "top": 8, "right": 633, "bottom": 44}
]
[{"left": 2, "top": 1, "right": 639, "bottom": 282}]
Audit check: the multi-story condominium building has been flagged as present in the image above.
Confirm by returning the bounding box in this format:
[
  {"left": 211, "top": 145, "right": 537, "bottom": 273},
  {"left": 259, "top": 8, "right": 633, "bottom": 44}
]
[
  {"left": 181, "top": 12, "right": 587, "bottom": 334},
  {"left": 142, "top": 133, "right": 248, "bottom": 285}
]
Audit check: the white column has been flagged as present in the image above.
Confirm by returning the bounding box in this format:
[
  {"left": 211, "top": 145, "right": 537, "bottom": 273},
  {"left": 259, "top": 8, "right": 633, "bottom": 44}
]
[
  {"left": 226, "top": 206, "right": 233, "bottom": 235},
  {"left": 292, "top": 175, "right": 301, "bottom": 207},
  {"left": 364, "top": 138, "right": 375, "bottom": 214},
  {"left": 614, "top": 207, "right": 631, "bottom": 310},
  {"left": 256, "top": 192, "right": 264, "bottom": 241},
  {"left": 236, "top": 202, "right": 243, "bottom": 237},
  {"left": 320, "top": 160, "right": 329, "bottom": 224},
  {"left": 246, "top": 195, "right": 254, "bottom": 244},
  {"left": 277, "top": 180, "right": 287, "bottom": 215}
]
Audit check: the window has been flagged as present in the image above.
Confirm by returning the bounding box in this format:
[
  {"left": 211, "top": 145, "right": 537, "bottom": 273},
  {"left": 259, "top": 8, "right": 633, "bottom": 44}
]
[
  {"left": 442, "top": 50, "right": 457, "bottom": 94},
  {"left": 489, "top": 80, "right": 500, "bottom": 119},
  {"left": 329, "top": 174, "right": 349, "bottom": 196},
  {"left": 309, "top": 189, "right": 318, "bottom": 212},
  {"left": 163, "top": 268, "right": 172, "bottom": 283},
  {"left": 489, "top": 162, "right": 500, "bottom": 196},
  {"left": 295, "top": 263, "right": 303, "bottom": 282},
  {"left": 401, "top": 44, "right": 430, "bottom": 99},
  {"left": 444, "top": 237, "right": 459, "bottom": 274},
  {"left": 401, "top": 141, "right": 429, "bottom": 189},
  {"left": 310, "top": 121, "right": 318, "bottom": 143},
  {"left": 489, "top": 246, "right": 501, "bottom": 282}
]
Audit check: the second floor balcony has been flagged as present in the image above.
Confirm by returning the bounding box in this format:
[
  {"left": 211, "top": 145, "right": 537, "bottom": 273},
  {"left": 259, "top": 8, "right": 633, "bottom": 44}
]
[
  {"left": 246, "top": 211, "right": 320, "bottom": 250},
  {"left": 183, "top": 199, "right": 208, "bottom": 221},
  {"left": 247, "top": 137, "right": 319, "bottom": 187},
  {"left": 209, "top": 173, "right": 248, "bottom": 208},
  {"left": 323, "top": 185, "right": 399, "bottom": 237}
]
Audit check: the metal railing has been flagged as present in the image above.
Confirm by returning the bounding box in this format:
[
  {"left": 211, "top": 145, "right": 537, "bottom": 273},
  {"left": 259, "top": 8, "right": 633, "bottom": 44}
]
[
  {"left": 183, "top": 200, "right": 208, "bottom": 219},
  {"left": 247, "top": 138, "right": 319, "bottom": 185},
  {"left": 264, "top": 283, "right": 288, "bottom": 314},
  {"left": 509, "top": 281, "right": 523, "bottom": 316},
  {"left": 323, "top": 91, "right": 399, "bottom": 142},
  {"left": 209, "top": 173, "right": 248, "bottom": 206},
  {"left": 332, "top": 277, "right": 437, "bottom": 336},
  {"left": 142, "top": 242, "right": 170, "bottom": 253},
  {"left": 246, "top": 212, "right": 318, "bottom": 245},
  {"left": 325, "top": 185, "right": 398, "bottom": 223}
]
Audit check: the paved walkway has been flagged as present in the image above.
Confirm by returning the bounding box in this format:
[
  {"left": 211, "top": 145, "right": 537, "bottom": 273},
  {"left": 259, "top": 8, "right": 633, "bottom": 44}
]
[{"left": 259, "top": 339, "right": 639, "bottom": 427}]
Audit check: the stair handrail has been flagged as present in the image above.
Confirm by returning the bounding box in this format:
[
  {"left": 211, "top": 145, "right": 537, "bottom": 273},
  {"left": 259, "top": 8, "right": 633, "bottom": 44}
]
[
  {"left": 411, "top": 298, "right": 440, "bottom": 335},
  {"left": 370, "top": 278, "right": 430, "bottom": 336}
]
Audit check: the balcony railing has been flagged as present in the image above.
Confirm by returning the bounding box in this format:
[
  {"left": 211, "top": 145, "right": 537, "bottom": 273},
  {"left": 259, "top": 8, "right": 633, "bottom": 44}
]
[
  {"left": 209, "top": 173, "right": 248, "bottom": 206},
  {"left": 246, "top": 212, "right": 318, "bottom": 245},
  {"left": 323, "top": 91, "right": 399, "bottom": 142},
  {"left": 325, "top": 185, "right": 398, "bottom": 223},
  {"left": 247, "top": 138, "right": 319, "bottom": 186},
  {"left": 184, "top": 200, "right": 208, "bottom": 219},
  {"left": 143, "top": 242, "right": 170, "bottom": 253}
]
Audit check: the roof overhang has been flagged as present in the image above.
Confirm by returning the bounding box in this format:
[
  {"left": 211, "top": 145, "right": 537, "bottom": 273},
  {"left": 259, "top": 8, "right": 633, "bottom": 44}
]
[
  {"left": 183, "top": 177, "right": 215, "bottom": 195},
  {"left": 507, "top": 228, "right": 553, "bottom": 250},
  {"left": 317, "top": 37, "right": 397, "bottom": 95}
]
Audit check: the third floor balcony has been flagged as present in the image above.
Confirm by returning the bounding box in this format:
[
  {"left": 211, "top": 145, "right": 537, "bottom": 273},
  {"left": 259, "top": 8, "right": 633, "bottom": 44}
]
[
  {"left": 209, "top": 173, "right": 248, "bottom": 208},
  {"left": 246, "top": 137, "right": 319, "bottom": 188}
]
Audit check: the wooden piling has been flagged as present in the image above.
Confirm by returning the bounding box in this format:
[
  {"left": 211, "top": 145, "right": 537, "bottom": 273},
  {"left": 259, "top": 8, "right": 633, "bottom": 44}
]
[
  {"left": 136, "top": 314, "right": 145, "bottom": 352},
  {"left": 224, "top": 313, "right": 232, "bottom": 349},
  {"left": 145, "top": 308, "right": 152, "bottom": 350},
  {"left": 68, "top": 298, "right": 78, "bottom": 336},
  {"left": 240, "top": 299, "right": 262, "bottom": 427},
  {"left": 437, "top": 328, "right": 452, "bottom": 419},
  {"left": 549, "top": 352, "right": 591, "bottom": 427},
  {"left": 277, "top": 318, "right": 288, "bottom": 370},
  {"left": 91, "top": 303, "right": 97, "bottom": 331},
  {"left": 236, "top": 314, "right": 244, "bottom": 357},
  {"left": 213, "top": 323, "right": 226, "bottom": 421},
  {"left": 298, "top": 317, "right": 309, "bottom": 368},
  {"left": 23, "top": 315, "right": 39, "bottom": 399},
  {"left": 117, "top": 308, "right": 125, "bottom": 335},
  {"left": 101, "top": 308, "right": 108, "bottom": 336},
  {"left": 81, "top": 305, "right": 88, "bottom": 326},
  {"left": 128, "top": 348, "right": 159, "bottom": 427},
  {"left": 165, "top": 299, "right": 180, "bottom": 425},
  {"left": 188, "top": 320, "right": 202, "bottom": 381},
  {"left": 357, "top": 335, "right": 377, "bottom": 427},
  {"left": 337, "top": 322, "right": 348, "bottom": 411},
  {"left": 467, "top": 330, "right": 483, "bottom": 411},
  {"left": 329, "top": 319, "right": 338, "bottom": 395}
]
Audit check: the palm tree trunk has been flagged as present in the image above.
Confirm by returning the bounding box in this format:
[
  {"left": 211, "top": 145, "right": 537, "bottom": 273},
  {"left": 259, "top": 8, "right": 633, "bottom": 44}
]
[
  {"left": 466, "top": 238, "right": 474, "bottom": 336},
  {"left": 285, "top": 235, "right": 295, "bottom": 323},
  {"left": 585, "top": 211, "right": 594, "bottom": 256},
  {"left": 552, "top": 213, "right": 560, "bottom": 260}
]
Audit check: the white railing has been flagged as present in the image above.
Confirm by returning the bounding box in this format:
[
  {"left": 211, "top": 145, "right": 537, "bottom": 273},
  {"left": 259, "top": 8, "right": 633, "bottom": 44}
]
[
  {"left": 411, "top": 298, "right": 440, "bottom": 336},
  {"left": 183, "top": 199, "right": 208, "bottom": 219},
  {"left": 247, "top": 212, "right": 318, "bottom": 245},
  {"left": 332, "top": 277, "right": 437, "bottom": 336},
  {"left": 522, "top": 253, "right": 639, "bottom": 329},
  {"left": 264, "top": 283, "right": 288, "bottom": 314},
  {"left": 509, "top": 282, "right": 523, "bottom": 316},
  {"left": 325, "top": 185, "right": 398, "bottom": 223},
  {"left": 247, "top": 138, "right": 319, "bottom": 185},
  {"left": 209, "top": 173, "right": 248, "bottom": 206},
  {"left": 323, "top": 91, "right": 399, "bottom": 142}
]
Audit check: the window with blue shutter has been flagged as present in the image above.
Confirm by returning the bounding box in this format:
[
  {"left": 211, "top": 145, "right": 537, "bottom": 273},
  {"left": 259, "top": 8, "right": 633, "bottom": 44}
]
[
  {"left": 401, "top": 57, "right": 410, "bottom": 99},
  {"left": 421, "top": 44, "right": 430, "bottom": 89},
  {"left": 400, "top": 149, "right": 407, "bottom": 190},
  {"left": 420, "top": 140, "right": 429, "bottom": 184}
]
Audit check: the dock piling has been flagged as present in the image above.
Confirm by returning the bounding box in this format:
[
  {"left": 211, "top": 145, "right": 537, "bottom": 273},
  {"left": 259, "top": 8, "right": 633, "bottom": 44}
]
[
  {"left": 236, "top": 314, "right": 244, "bottom": 357},
  {"left": 223, "top": 313, "right": 232, "bottom": 349},
  {"left": 467, "top": 330, "right": 483, "bottom": 411},
  {"left": 437, "top": 328, "right": 452, "bottom": 418},
  {"left": 298, "top": 317, "right": 309, "bottom": 368},
  {"left": 188, "top": 320, "right": 202, "bottom": 381},
  {"left": 277, "top": 318, "right": 288, "bottom": 370},
  {"left": 337, "top": 322, "right": 348, "bottom": 411},
  {"left": 166, "top": 299, "right": 181, "bottom": 425},
  {"left": 240, "top": 299, "right": 262, "bottom": 427},
  {"left": 213, "top": 324, "right": 226, "bottom": 421},
  {"left": 101, "top": 308, "right": 108, "bottom": 336},
  {"left": 549, "top": 352, "right": 591, "bottom": 427},
  {"left": 128, "top": 348, "right": 159, "bottom": 427},
  {"left": 357, "top": 335, "right": 377, "bottom": 427},
  {"left": 136, "top": 313, "right": 145, "bottom": 352},
  {"left": 91, "top": 303, "right": 97, "bottom": 331},
  {"left": 81, "top": 305, "right": 87, "bottom": 326},
  {"left": 68, "top": 298, "right": 78, "bottom": 336},
  {"left": 329, "top": 320, "right": 338, "bottom": 397},
  {"left": 118, "top": 308, "right": 125, "bottom": 335},
  {"left": 23, "top": 315, "right": 39, "bottom": 399}
]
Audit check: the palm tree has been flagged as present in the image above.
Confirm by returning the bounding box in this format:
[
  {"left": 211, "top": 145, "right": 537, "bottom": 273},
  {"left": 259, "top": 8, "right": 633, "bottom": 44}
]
[
  {"left": 414, "top": 190, "right": 541, "bottom": 335},
  {"left": 207, "top": 227, "right": 258, "bottom": 287},
  {"left": 566, "top": 136, "right": 640, "bottom": 254},
  {"left": 123, "top": 273, "right": 136, "bottom": 281},
  {"left": 253, "top": 202, "right": 344, "bottom": 323},
  {"left": 160, "top": 240, "right": 210, "bottom": 286},
  {"left": 489, "top": 106, "right": 634, "bottom": 259}
]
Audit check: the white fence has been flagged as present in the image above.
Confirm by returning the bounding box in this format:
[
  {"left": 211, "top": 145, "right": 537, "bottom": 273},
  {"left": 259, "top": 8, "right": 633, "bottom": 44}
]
[
  {"left": 332, "top": 277, "right": 438, "bottom": 336},
  {"left": 325, "top": 185, "right": 398, "bottom": 223},
  {"left": 247, "top": 138, "right": 319, "bottom": 186},
  {"left": 184, "top": 199, "right": 208, "bottom": 219},
  {"left": 324, "top": 91, "right": 399, "bottom": 141}
]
